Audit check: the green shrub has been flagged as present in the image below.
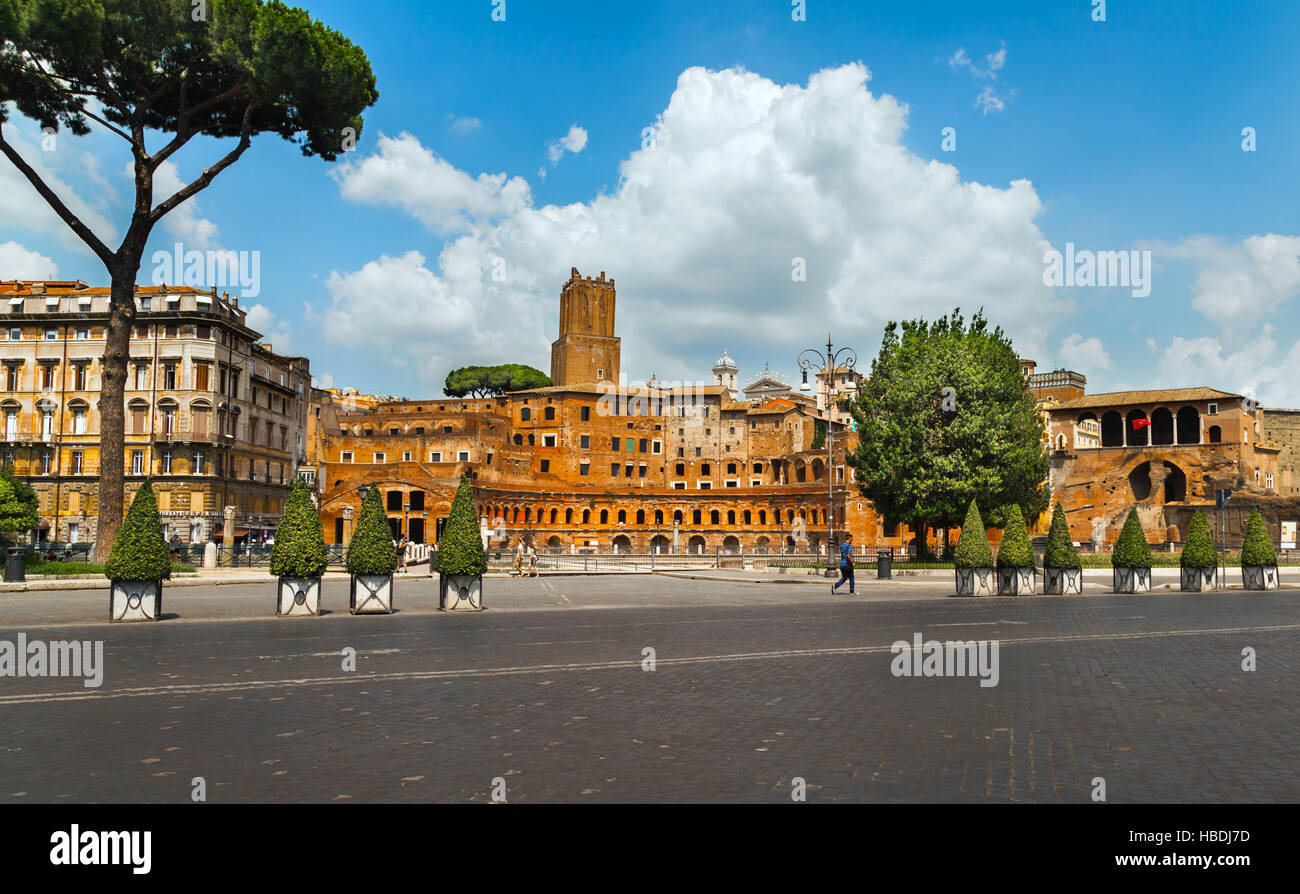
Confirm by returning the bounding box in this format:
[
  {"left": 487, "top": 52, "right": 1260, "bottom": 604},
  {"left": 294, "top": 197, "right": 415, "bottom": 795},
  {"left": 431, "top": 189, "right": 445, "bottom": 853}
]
[
  {"left": 0, "top": 467, "right": 38, "bottom": 543},
  {"left": 345, "top": 485, "right": 397, "bottom": 575},
  {"left": 1180, "top": 510, "right": 1219, "bottom": 568},
  {"left": 995, "top": 504, "right": 1035, "bottom": 568},
  {"left": 436, "top": 476, "right": 487, "bottom": 576},
  {"left": 1043, "top": 503, "right": 1081, "bottom": 569},
  {"left": 953, "top": 500, "right": 993, "bottom": 568},
  {"left": 1240, "top": 509, "right": 1277, "bottom": 567},
  {"left": 1112, "top": 509, "right": 1153, "bottom": 568},
  {"left": 270, "top": 479, "right": 329, "bottom": 578},
  {"left": 104, "top": 480, "right": 171, "bottom": 581}
]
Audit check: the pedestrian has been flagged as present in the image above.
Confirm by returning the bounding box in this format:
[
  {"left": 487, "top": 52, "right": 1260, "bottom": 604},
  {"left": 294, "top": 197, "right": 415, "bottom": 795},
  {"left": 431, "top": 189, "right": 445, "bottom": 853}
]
[
  {"left": 528, "top": 543, "right": 538, "bottom": 577},
  {"left": 398, "top": 535, "right": 409, "bottom": 572},
  {"left": 832, "top": 533, "right": 856, "bottom": 595},
  {"left": 512, "top": 538, "right": 525, "bottom": 577}
]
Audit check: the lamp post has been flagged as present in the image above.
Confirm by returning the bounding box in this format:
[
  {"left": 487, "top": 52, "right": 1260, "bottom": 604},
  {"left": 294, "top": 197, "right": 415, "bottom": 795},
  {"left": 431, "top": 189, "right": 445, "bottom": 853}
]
[{"left": 798, "top": 336, "right": 857, "bottom": 564}]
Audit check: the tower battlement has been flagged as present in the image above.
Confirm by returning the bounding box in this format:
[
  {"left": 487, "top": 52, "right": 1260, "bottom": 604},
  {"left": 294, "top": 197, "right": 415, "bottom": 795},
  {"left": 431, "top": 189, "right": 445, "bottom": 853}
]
[{"left": 552, "top": 267, "right": 621, "bottom": 386}]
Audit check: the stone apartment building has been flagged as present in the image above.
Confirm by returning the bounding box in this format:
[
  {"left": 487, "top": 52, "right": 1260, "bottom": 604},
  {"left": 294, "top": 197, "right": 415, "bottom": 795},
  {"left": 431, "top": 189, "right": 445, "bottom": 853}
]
[
  {"left": 0, "top": 280, "right": 311, "bottom": 546},
  {"left": 310, "top": 268, "right": 917, "bottom": 555}
]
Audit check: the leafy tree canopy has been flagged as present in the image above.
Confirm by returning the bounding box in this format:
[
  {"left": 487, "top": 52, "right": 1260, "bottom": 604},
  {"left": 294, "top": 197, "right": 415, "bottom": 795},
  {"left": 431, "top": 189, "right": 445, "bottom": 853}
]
[
  {"left": 846, "top": 309, "right": 1050, "bottom": 534},
  {"left": 444, "top": 364, "right": 552, "bottom": 398},
  {"left": 0, "top": 466, "right": 39, "bottom": 539}
]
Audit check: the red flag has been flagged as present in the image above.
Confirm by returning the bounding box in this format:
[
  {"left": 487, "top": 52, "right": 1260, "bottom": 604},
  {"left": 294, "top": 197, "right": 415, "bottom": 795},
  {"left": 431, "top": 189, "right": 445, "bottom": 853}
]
[{"left": 1132, "top": 418, "right": 1151, "bottom": 431}]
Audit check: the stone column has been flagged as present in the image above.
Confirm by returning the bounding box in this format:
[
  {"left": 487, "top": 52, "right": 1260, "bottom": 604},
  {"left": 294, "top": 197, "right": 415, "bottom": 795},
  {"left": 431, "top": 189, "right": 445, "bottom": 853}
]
[
  {"left": 342, "top": 506, "right": 355, "bottom": 546},
  {"left": 222, "top": 505, "right": 236, "bottom": 549}
]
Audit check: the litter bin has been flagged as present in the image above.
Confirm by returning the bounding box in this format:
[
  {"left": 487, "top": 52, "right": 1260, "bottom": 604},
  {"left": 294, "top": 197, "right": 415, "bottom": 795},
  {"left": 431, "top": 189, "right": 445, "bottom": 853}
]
[
  {"left": 876, "top": 549, "right": 892, "bottom": 580},
  {"left": 4, "top": 547, "right": 25, "bottom": 582}
]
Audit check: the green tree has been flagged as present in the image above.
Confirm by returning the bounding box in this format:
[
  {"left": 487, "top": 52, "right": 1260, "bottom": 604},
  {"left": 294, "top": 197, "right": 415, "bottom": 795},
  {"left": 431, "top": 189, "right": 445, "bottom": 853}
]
[
  {"left": 436, "top": 476, "right": 487, "bottom": 576},
  {"left": 444, "top": 364, "right": 552, "bottom": 398},
  {"left": 995, "top": 504, "right": 1035, "bottom": 568},
  {"left": 953, "top": 499, "right": 993, "bottom": 568},
  {"left": 1113, "top": 509, "right": 1153, "bottom": 569},
  {"left": 810, "top": 420, "right": 826, "bottom": 450},
  {"left": 345, "top": 485, "right": 397, "bottom": 575},
  {"left": 0, "top": 0, "right": 378, "bottom": 560},
  {"left": 104, "top": 480, "right": 170, "bottom": 581},
  {"left": 269, "top": 478, "right": 327, "bottom": 578},
  {"left": 1180, "top": 510, "right": 1218, "bottom": 569},
  {"left": 1043, "top": 503, "right": 1081, "bottom": 569},
  {"left": 846, "top": 310, "right": 1050, "bottom": 539},
  {"left": 1240, "top": 509, "right": 1277, "bottom": 567},
  {"left": 0, "top": 466, "right": 39, "bottom": 543}
]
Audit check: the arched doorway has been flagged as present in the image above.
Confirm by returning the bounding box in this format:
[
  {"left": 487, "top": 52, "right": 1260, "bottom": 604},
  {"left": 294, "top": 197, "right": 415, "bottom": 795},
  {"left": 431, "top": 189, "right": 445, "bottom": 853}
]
[
  {"left": 1176, "top": 406, "right": 1200, "bottom": 444},
  {"left": 688, "top": 535, "right": 707, "bottom": 555},
  {"left": 546, "top": 535, "right": 563, "bottom": 552},
  {"left": 722, "top": 535, "right": 740, "bottom": 554},
  {"left": 650, "top": 534, "right": 670, "bottom": 554},
  {"left": 612, "top": 534, "right": 632, "bottom": 554}
]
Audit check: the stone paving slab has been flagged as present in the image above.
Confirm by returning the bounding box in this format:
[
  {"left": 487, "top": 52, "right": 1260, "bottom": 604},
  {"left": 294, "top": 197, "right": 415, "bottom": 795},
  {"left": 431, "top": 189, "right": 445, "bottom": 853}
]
[{"left": 0, "top": 589, "right": 1294, "bottom": 803}]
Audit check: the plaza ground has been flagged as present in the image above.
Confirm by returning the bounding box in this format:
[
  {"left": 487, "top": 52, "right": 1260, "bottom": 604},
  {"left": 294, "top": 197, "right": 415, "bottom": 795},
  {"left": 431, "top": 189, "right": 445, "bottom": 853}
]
[{"left": 0, "top": 574, "right": 1296, "bottom": 803}]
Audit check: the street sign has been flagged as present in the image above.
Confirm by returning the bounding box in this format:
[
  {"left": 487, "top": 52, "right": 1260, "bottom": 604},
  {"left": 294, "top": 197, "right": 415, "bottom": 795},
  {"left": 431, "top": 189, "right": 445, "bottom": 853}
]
[{"left": 1215, "top": 488, "right": 1233, "bottom": 509}]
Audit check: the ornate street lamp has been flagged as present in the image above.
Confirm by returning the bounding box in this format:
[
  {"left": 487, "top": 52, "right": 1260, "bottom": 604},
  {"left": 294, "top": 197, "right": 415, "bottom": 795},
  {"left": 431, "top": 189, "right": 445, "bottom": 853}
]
[{"left": 797, "top": 335, "right": 857, "bottom": 564}]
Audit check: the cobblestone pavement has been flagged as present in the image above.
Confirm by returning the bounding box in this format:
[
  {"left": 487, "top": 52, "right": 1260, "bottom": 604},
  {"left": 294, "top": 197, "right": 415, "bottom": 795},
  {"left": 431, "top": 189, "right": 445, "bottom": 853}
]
[{"left": 0, "top": 578, "right": 1295, "bottom": 803}]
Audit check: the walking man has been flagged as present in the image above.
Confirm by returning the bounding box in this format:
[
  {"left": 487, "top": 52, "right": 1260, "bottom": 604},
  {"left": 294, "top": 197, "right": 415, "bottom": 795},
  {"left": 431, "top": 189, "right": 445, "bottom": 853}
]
[
  {"left": 512, "top": 538, "right": 525, "bottom": 577},
  {"left": 832, "top": 533, "right": 855, "bottom": 595}
]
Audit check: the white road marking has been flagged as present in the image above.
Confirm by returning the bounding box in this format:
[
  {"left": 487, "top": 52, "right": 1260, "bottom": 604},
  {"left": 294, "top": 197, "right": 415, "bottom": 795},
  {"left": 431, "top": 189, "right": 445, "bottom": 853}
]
[{"left": 0, "top": 622, "right": 1295, "bottom": 706}]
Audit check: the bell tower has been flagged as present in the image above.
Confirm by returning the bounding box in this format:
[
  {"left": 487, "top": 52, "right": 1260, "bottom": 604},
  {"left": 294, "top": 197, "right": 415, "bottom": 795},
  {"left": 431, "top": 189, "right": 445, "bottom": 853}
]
[{"left": 550, "top": 268, "right": 621, "bottom": 387}]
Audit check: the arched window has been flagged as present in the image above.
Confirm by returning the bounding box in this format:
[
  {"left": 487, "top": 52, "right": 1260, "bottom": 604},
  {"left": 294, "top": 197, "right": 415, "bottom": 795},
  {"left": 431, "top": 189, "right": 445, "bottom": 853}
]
[
  {"left": 1150, "top": 407, "right": 1174, "bottom": 445},
  {"left": 1208, "top": 425, "right": 1222, "bottom": 443},
  {"left": 693, "top": 510, "right": 702, "bottom": 525},
  {"left": 673, "top": 510, "right": 683, "bottom": 524},
  {"left": 129, "top": 399, "right": 149, "bottom": 434},
  {"left": 565, "top": 508, "right": 574, "bottom": 524},
  {"left": 654, "top": 510, "right": 663, "bottom": 525},
  {"left": 1176, "top": 407, "right": 1200, "bottom": 444},
  {"left": 523, "top": 508, "right": 531, "bottom": 523},
  {"left": 1101, "top": 411, "right": 1123, "bottom": 447},
  {"left": 550, "top": 508, "right": 558, "bottom": 524},
  {"left": 759, "top": 510, "right": 767, "bottom": 525},
  {"left": 727, "top": 510, "right": 736, "bottom": 525},
  {"left": 1125, "top": 409, "right": 1149, "bottom": 447},
  {"left": 743, "top": 510, "right": 751, "bottom": 524},
  {"left": 599, "top": 509, "right": 609, "bottom": 524},
  {"left": 544, "top": 406, "right": 555, "bottom": 420},
  {"left": 636, "top": 509, "right": 645, "bottom": 525},
  {"left": 710, "top": 509, "right": 720, "bottom": 524},
  {"left": 582, "top": 509, "right": 590, "bottom": 524},
  {"left": 617, "top": 510, "right": 626, "bottom": 524},
  {"left": 513, "top": 434, "right": 523, "bottom": 445},
  {"left": 520, "top": 407, "right": 531, "bottom": 421},
  {"left": 190, "top": 400, "right": 211, "bottom": 438}
]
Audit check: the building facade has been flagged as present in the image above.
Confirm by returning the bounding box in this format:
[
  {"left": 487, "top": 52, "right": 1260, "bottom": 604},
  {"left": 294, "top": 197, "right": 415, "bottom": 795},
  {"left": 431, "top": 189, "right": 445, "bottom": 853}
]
[{"left": 0, "top": 281, "right": 311, "bottom": 545}]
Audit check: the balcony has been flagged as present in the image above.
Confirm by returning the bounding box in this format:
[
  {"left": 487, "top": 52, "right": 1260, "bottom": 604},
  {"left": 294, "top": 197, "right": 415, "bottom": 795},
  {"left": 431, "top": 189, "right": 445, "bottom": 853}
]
[{"left": 155, "top": 430, "right": 216, "bottom": 445}]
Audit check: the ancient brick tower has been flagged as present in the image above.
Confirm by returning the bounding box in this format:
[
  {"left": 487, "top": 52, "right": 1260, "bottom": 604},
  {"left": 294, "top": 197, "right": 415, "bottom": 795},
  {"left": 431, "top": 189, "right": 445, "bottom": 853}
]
[{"left": 550, "top": 267, "right": 621, "bottom": 386}]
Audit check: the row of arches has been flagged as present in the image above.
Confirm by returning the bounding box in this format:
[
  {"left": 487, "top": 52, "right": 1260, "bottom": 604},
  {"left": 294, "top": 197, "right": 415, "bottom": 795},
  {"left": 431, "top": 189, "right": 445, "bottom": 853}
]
[
  {"left": 1078, "top": 407, "right": 1211, "bottom": 448},
  {"left": 478, "top": 503, "right": 826, "bottom": 529},
  {"left": 542, "top": 533, "right": 805, "bottom": 554}
]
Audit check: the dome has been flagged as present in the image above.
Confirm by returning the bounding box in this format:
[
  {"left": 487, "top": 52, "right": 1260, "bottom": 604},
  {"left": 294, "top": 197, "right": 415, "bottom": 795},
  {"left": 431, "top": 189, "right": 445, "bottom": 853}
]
[{"left": 713, "top": 348, "right": 737, "bottom": 371}]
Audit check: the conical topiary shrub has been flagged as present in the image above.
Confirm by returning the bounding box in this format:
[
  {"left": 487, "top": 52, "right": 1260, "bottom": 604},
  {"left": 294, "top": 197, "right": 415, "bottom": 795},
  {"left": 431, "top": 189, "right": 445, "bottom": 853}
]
[
  {"left": 346, "top": 485, "right": 397, "bottom": 575},
  {"left": 1180, "top": 509, "right": 1219, "bottom": 591},
  {"left": 1112, "top": 509, "right": 1152, "bottom": 568},
  {"left": 1240, "top": 508, "right": 1279, "bottom": 590},
  {"left": 954, "top": 499, "right": 993, "bottom": 568},
  {"left": 995, "top": 504, "right": 1036, "bottom": 595},
  {"left": 105, "top": 480, "right": 171, "bottom": 582},
  {"left": 270, "top": 478, "right": 328, "bottom": 578},
  {"left": 953, "top": 499, "right": 995, "bottom": 596},
  {"left": 1043, "top": 503, "right": 1083, "bottom": 594},
  {"left": 1044, "top": 504, "right": 1081, "bottom": 569},
  {"left": 1240, "top": 509, "right": 1276, "bottom": 567},
  {"left": 996, "top": 505, "right": 1035, "bottom": 568},
  {"left": 437, "top": 476, "right": 487, "bottom": 577},
  {"left": 1112, "top": 508, "right": 1152, "bottom": 593},
  {"left": 1180, "top": 510, "right": 1218, "bottom": 569}
]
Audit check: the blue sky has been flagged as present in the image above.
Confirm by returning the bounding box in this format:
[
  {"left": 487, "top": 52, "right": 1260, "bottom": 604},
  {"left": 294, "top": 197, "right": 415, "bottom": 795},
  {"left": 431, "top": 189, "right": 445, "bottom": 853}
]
[{"left": 3, "top": 0, "right": 1299, "bottom": 403}]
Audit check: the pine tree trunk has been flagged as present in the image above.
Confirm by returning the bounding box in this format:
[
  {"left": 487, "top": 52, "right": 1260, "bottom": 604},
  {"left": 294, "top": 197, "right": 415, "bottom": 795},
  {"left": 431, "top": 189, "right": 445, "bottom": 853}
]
[{"left": 92, "top": 263, "right": 139, "bottom": 562}]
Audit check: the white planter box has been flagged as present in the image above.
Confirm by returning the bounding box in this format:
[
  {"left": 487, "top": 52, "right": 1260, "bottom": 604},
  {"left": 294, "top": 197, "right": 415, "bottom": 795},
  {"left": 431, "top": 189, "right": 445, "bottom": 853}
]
[
  {"left": 110, "top": 580, "right": 162, "bottom": 622},
  {"left": 1042, "top": 567, "right": 1083, "bottom": 595},
  {"left": 277, "top": 577, "right": 321, "bottom": 616},
  {"left": 1112, "top": 567, "right": 1152, "bottom": 593},
  {"left": 955, "top": 567, "right": 995, "bottom": 597},
  {"left": 350, "top": 573, "right": 394, "bottom": 614},
  {"left": 440, "top": 573, "right": 483, "bottom": 611},
  {"left": 997, "top": 567, "right": 1036, "bottom": 595},
  {"left": 1180, "top": 567, "right": 1217, "bottom": 592},
  {"left": 1242, "top": 565, "right": 1279, "bottom": 590}
]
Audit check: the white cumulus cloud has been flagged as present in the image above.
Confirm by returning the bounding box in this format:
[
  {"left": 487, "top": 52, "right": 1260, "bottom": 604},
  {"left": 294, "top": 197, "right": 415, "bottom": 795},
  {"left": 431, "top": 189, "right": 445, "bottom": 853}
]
[
  {"left": 323, "top": 63, "right": 1065, "bottom": 388},
  {"left": 0, "top": 241, "right": 59, "bottom": 279},
  {"left": 546, "top": 124, "right": 588, "bottom": 164},
  {"left": 1059, "top": 333, "right": 1113, "bottom": 373}
]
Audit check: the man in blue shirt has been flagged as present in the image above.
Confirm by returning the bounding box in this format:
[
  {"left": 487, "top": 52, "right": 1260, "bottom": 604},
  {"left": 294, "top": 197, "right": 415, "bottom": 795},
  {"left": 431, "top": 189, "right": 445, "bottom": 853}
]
[{"left": 832, "top": 534, "right": 855, "bottom": 595}]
